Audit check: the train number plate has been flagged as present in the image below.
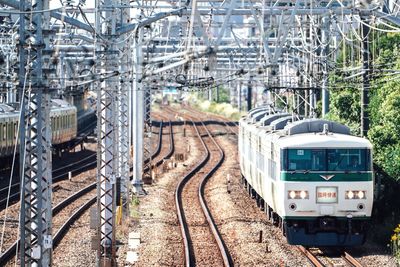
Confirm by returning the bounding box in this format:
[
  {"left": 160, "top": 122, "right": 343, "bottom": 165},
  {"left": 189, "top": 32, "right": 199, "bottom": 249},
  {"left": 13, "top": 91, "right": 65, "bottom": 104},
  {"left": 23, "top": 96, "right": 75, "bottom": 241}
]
[{"left": 316, "top": 187, "right": 338, "bottom": 203}]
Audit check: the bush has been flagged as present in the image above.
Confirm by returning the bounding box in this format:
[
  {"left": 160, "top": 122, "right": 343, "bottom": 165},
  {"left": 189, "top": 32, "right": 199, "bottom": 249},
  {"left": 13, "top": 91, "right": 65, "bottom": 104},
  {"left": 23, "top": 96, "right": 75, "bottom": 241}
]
[{"left": 192, "top": 98, "right": 245, "bottom": 120}]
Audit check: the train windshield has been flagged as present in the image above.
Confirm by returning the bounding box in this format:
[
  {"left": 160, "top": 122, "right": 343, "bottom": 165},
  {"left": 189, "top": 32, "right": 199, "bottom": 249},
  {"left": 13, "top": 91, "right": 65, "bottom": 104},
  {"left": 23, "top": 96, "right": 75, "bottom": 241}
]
[{"left": 284, "top": 148, "right": 371, "bottom": 172}]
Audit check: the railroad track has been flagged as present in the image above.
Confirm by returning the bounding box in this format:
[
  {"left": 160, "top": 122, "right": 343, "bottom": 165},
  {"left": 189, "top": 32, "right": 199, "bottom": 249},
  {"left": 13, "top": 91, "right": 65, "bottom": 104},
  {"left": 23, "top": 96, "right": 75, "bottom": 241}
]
[
  {"left": 0, "top": 182, "right": 96, "bottom": 265},
  {"left": 175, "top": 120, "right": 232, "bottom": 267},
  {"left": 0, "top": 118, "right": 167, "bottom": 265},
  {"left": 152, "top": 120, "right": 174, "bottom": 169},
  {"left": 298, "top": 246, "right": 363, "bottom": 267},
  {"left": 0, "top": 153, "right": 97, "bottom": 210},
  {"left": 143, "top": 120, "right": 175, "bottom": 173},
  {"left": 182, "top": 106, "right": 238, "bottom": 137},
  {"left": 0, "top": 119, "right": 164, "bottom": 208}
]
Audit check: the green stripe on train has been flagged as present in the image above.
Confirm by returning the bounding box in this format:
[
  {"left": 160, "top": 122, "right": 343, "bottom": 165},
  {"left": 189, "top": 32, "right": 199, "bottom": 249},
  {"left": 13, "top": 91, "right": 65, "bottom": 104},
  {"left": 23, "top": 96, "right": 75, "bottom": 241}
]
[{"left": 280, "top": 172, "right": 373, "bottom": 182}]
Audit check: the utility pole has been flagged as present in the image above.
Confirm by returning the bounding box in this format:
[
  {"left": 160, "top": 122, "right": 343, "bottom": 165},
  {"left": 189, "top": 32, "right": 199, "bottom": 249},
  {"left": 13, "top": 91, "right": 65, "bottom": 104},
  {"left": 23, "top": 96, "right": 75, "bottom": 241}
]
[
  {"left": 321, "top": 16, "right": 330, "bottom": 116},
  {"left": 118, "top": 0, "right": 131, "bottom": 214},
  {"left": 19, "top": 0, "right": 53, "bottom": 266},
  {"left": 95, "top": 0, "right": 119, "bottom": 265},
  {"left": 361, "top": 19, "right": 370, "bottom": 137},
  {"left": 132, "top": 23, "right": 145, "bottom": 194}
]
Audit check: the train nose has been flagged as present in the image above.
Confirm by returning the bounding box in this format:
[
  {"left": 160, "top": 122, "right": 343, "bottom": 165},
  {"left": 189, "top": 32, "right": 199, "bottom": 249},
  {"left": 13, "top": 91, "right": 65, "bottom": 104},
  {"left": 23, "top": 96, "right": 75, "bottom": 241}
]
[{"left": 319, "top": 217, "right": 335, "bottom": 229}]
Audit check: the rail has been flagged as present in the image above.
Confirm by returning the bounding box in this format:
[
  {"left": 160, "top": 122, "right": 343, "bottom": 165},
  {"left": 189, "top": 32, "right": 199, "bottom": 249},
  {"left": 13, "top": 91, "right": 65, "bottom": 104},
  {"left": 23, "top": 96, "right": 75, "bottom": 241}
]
[
  {"left": 0, "top": 182, "right": 96, "bottom": 265},
  {"left": 175, "top": 120, "right": 232, "bottom": 267},
  {"left": 298, "top": 246, "right": 364, "bottom": 267}
]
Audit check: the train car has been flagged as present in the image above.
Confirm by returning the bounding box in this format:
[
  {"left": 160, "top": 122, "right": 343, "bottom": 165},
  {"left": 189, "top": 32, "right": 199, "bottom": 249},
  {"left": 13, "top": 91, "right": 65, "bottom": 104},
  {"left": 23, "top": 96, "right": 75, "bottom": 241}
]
[
  {"left": 0, "top": 103, "right": 19, "bottom": 158},
  {"left": 0, "top": 99, "right": 78, "bottom": 158},
  {"left": 239, "top": 108, "right": 374, "bottom": 246}
]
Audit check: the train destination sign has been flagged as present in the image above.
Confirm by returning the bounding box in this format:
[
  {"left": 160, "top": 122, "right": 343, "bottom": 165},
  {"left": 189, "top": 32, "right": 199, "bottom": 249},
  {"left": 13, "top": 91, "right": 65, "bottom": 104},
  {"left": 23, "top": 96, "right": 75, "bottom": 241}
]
[{"left": 316, "top": 187, "right": 338, "bottom": 203}]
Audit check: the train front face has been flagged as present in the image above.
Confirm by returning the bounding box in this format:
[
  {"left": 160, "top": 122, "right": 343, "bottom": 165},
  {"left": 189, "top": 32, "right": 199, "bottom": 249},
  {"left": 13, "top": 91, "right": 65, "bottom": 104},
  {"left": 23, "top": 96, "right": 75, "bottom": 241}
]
[{"left": 279, "top": 135, "right": 374, "bottom": 247}]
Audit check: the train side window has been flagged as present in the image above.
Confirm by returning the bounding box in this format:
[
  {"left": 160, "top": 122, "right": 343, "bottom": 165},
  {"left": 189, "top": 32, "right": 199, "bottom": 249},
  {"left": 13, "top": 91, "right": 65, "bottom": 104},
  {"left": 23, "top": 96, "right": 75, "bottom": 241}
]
[
  {"left": 3, "top": 123, "right": 6, "bottom": 141},
  {"left": 14, "top": 122, "right": 17, "bottom": 139},
  {"left": 10, "top": 122, "right": 13, "bottom": 140},
  {"left": 7, "top": 122, "right": 11, "bottom": 141},
  {"left": 268, "top": 159, "right": 272, "bottom": 179},
  {"left": 271, "top": 161, "right": 276, "bottom": 180}
]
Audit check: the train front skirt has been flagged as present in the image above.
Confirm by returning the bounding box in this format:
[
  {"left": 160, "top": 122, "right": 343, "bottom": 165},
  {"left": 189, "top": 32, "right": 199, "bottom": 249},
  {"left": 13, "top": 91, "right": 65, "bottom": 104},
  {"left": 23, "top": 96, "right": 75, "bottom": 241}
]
[{"left": 284, "top": 217, "right": 368, "bottom": 246}]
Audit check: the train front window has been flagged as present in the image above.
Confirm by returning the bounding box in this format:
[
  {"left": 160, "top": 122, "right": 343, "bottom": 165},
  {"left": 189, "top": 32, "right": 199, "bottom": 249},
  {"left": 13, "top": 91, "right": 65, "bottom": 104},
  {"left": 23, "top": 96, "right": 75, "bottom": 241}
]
[
  {"left": 285, "top": 148, "right": 371, "bottom": 172},
  {"left": 327, "top": 149, "right": 368, "bottom": 171},
  {"left": 287, "top": 149, "right": 326, "bottom": 171}
]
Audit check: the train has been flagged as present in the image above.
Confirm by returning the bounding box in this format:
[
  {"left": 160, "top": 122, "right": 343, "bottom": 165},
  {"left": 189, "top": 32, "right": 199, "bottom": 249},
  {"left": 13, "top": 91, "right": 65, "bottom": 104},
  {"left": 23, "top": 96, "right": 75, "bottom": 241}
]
[
  {"left": 239, "top": 107, "right": 374, "bottom": 246},
  {"left": 0, "top": 98, "right": 96, "bottom": 158}
]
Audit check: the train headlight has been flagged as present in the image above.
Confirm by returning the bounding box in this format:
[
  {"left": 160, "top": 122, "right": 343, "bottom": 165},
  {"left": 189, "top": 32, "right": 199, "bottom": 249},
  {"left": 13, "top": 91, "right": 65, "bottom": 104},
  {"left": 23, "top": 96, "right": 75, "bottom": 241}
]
[
  {"left": 346, "top": 191, "right": 354, "bottom": 199},
  {"left": 345, "top": 190, "right": 366, "bottom": 199},
  {"left": 288, "top": 190, "right": 309, "bottom": 199},
  {"left": 300, "top": 191, "right": 308, "bottom": 199}
]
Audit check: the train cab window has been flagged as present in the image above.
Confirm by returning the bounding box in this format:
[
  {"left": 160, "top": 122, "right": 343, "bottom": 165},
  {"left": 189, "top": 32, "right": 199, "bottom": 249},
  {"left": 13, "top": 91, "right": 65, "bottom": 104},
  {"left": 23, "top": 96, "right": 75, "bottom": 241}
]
[
  {"left": 284, "top": 148, "right": 371, "bottom": 172},
  {"left": 286, "top": 149, "right": 326, "bottom": 171},
  {"left": 327, "top": 149, "right": 370, "bottom": 171}
]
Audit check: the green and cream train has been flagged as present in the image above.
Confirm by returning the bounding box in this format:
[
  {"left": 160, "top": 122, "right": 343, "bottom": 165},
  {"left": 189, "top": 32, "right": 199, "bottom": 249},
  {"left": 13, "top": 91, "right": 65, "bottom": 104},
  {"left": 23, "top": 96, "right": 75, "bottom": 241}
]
[{"left": 239, "top": 107, "right": 374, "bottom": 246}]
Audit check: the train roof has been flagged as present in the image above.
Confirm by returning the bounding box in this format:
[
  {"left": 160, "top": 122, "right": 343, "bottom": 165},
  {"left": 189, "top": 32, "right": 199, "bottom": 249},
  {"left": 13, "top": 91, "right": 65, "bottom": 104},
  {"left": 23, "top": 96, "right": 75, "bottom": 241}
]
[
  {"left": 0, "top": 103, "right": 16, "bottom": 113},
  {"left": 240, "top": 109, "right": 372, "bottom": 149},
  {"left": 243, "top": 108, "right": 350, "bottom": 135},
  {"left": 0, "top": 99, "right": 75, "bottom": 119},
  {"left": 51, "top": 99, "right": 73, "bottom": 108},
  {"left": 276, "top": 133, "right": 373, "bottom": 149}
]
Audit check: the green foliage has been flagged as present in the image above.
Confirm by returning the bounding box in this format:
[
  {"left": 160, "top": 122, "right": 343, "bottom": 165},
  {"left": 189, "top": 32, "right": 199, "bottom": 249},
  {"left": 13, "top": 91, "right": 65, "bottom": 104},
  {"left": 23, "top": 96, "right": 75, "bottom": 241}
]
[
  {"left": 331, "top": 90, "right": 360, "bottom": 123},
  {"left": 367, "top": 30, "right": 400, "bottom": 180},
  {"left": 330, "top": 32, "right": 400, "bottom": 179},
  {"left": 326, "top": 84, "right": 361, "bottom": 135},
  {"left": 215, "top": 86, "right": 230, "bottom": 103}
]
